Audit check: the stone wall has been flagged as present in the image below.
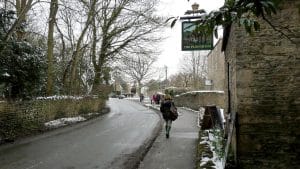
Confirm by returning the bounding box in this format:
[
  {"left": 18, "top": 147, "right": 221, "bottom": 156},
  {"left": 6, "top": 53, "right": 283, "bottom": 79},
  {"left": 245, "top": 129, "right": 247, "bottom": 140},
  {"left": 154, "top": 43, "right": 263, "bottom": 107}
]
[
  {"left": 0, "top": 97, "right": 107, "bottom": 143},
  {"left": 224, "top": 1, "right": 300, "bottom": 168},
  {"left": 207, "top": 39, "right": 225, "bottom": 91},
  {"left": 174, "top": 91, "right": 225, "bottom": 110}
]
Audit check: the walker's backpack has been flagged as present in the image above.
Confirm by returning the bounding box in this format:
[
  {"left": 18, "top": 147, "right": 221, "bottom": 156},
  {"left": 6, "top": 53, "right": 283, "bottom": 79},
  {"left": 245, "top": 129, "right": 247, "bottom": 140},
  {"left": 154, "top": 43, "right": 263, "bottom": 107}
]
[{"left": 170, "top": 102, "right": 178, "bottom": 121}]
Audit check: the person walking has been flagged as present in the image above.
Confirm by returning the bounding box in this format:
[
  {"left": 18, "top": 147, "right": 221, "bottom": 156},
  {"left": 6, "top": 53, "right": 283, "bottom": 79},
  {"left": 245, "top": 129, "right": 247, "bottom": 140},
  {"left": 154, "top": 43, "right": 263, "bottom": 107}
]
[
  {"left": 152, "top": 94, "right": 156, "bottom": 104},
  {"left": 160, "top": 94, "right": 178, "bottom": 138},
  {"left": 140, "top": 93, "right": 144, "bottom": 102}
]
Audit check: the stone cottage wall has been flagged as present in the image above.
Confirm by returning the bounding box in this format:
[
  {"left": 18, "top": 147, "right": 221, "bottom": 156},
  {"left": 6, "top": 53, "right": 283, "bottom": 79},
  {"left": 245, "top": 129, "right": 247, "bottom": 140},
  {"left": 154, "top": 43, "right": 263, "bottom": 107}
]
[{"left": 224, "top": 1, "right": 300, "bottom": 168}]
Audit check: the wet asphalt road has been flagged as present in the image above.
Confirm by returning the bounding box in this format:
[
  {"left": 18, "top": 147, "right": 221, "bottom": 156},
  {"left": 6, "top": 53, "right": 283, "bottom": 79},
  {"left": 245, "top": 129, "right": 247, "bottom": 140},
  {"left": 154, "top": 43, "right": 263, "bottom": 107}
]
[{"left": 0, "top": 98, "right": 160, "bottom": 169}]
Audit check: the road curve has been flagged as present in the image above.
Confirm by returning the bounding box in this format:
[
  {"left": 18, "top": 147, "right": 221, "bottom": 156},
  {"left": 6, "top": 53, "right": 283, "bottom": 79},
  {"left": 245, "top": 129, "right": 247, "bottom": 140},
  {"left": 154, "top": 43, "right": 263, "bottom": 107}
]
[{"left": 0, "top": 98, "right": 160, "bottom": 169}]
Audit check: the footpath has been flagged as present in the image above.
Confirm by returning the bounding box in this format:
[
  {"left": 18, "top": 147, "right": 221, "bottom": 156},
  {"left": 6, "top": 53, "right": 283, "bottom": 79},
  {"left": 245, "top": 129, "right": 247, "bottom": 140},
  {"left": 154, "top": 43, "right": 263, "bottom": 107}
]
[{"left": 139, "top": 100, "right": 200, "bottom": 169}]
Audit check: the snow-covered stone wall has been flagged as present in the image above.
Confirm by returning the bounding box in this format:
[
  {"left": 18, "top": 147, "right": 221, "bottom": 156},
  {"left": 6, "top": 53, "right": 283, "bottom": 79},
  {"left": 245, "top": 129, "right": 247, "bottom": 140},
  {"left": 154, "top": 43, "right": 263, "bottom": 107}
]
[{"left": 174, "top": 90, "right": 225, "bottom": 110}]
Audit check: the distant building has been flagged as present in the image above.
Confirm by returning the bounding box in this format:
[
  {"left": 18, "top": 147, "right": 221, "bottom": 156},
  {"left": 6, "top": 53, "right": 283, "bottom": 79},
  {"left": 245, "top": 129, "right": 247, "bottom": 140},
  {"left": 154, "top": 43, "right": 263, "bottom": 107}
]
[{"left": 206, "top": 39, "right": 225, "bottom": 91}]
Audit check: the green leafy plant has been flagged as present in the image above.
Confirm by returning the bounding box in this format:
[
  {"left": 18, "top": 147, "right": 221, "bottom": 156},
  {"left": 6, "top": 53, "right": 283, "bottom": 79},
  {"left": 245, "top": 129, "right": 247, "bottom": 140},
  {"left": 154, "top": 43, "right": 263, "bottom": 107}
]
[
  {"left": 0, "top": 8, "right": 47, "bottom": 99},
  {"left": 78, "top": 105, "right": 92, "bottom": 115},
  {"left": 54, "top": 110, "right": 66, "bottom": 120}
]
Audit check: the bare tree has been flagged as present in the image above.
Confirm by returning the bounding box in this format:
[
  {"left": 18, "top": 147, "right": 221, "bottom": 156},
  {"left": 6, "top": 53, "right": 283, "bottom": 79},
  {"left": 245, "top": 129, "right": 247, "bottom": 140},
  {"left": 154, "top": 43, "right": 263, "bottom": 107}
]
[
  {"left": 15, "top": 0, "right": 163, "bottom": 95},
  {"left": 90, "top": 0, "right": 164, "bottom": 92},
  {"left": 54, "top": 0, "right": 98, "bottom": 94},
  {"left": 68, "top": 0, "right": 97, "bottom": 94},
  {"left": 169, "top": 72, "right": 192, "bottom": 88},
  {"left": 119, "top": 54, "right": 157, "bottom": 94},
  {"left": 3, "top": 0, "right": 37, "bottom": 42},
  {"left": 0, "top": 0, "right": 40, "bottom": 54},
  {"left": 179, "top": 51, "right": 208, "bottom": 89}
]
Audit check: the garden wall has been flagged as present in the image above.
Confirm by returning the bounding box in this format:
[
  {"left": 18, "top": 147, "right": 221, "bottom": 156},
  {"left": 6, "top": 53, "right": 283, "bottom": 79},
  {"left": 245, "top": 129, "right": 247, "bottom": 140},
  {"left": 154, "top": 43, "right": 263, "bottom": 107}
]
[
  {"left": 174, "top": 91, "right": 225, "bottom": 110},
  {"left": 0, "top": 96, "right": 107, "bottom": 143}
]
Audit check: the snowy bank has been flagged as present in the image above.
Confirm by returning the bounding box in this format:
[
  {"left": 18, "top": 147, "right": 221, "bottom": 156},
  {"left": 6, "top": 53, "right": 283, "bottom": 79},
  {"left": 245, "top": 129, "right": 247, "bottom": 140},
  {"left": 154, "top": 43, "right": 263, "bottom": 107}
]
[
  {"left": 198, "top": 129, "right": 224, "bottom": 169},
  {"left": 36, "top": 95, "right": 84, "bottom": 100},
  {"left": 44, "top": 116, "right": 86, "bottom": 129}
]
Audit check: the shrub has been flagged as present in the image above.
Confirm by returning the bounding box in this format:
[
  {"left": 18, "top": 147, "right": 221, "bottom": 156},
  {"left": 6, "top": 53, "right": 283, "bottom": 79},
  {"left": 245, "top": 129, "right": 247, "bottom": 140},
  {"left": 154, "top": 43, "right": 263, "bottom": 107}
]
[
  {"left": 211, "top": 128, "right": 225, "bottom": 160},
  {"left": 78, "top": 105, "right": 92, "bottom": 115},
  {"left": 54, "top": 110, "right": 66, "bottom": 120}
]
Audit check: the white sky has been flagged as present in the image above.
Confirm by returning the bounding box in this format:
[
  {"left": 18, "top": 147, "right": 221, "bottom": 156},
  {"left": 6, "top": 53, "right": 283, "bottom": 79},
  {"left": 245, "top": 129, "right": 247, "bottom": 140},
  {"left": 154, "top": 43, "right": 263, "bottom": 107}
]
[{"left": 155, "top": 0, "right": 225, "bottom": 77}]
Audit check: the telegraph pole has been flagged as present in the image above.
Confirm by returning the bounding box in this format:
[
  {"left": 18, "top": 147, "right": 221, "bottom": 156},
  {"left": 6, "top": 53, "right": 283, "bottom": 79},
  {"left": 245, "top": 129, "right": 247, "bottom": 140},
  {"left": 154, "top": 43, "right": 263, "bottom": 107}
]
[
  {"left": 164, "top": 65, "right": 168, "bottom": 88},
  {"left": 164, "top": 65, "right": 168, "bottom": 81}
]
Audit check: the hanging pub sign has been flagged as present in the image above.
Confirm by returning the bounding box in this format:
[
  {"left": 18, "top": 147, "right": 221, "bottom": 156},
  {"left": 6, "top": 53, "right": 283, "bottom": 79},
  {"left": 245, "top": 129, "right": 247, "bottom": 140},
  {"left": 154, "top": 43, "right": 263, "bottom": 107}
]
[{"left": 181, "top": 21, "right": 213, "bottom": 51}]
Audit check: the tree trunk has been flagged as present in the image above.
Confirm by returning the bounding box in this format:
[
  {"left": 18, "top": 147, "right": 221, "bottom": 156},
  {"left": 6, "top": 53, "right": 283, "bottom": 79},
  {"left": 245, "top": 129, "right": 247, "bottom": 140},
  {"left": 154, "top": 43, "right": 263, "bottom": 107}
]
[
  {"left": 4, "top": 0, "right": 33, "bottom": 42},
  {"left": 46, "top": 0, "right": 58, "bottom": 96},
  {"left": 69, "top": 0, "right": 96, "bottom": 94},
  {"left": 92, "top": 53, "right": 105, "bottom": 93},
  {"left": 92, "top": 67, "right": 101, "bottom": 93},
  {"left": 92, "top": 20, "right": 108, "bottom": 93},
  {"left": 137, "top": 81, "right": 142, "bottom": 95},
  {"left": 91, "top": 16, "right": 99, "bottom": 93}
]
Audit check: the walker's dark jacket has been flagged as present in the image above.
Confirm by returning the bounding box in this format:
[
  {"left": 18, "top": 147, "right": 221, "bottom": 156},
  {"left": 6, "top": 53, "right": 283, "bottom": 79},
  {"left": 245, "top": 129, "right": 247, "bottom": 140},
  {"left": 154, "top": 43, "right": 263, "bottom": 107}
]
[{"left": 160, "top": 100, "right": 175, "bottom": 120}]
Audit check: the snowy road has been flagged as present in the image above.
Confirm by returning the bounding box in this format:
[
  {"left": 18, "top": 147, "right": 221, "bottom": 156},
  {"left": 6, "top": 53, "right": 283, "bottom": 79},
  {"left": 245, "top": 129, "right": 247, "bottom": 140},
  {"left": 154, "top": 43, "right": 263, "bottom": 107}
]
[{"left": 0, "top": 98, "right": 160, "bottom": 169}]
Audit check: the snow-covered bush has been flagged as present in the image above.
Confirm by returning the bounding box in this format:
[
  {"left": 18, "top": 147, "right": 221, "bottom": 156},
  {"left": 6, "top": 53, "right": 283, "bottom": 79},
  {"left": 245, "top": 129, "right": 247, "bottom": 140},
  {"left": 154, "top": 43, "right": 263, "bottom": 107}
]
[{"left": 0, "top": 9, "right": 47, "bottom": 99}]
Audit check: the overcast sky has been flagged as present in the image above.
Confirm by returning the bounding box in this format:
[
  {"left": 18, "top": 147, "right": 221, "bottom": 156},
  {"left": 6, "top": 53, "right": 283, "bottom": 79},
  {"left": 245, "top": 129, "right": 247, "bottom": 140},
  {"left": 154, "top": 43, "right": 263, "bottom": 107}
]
[{"left": 155, "top": 0, "right": 225, "bottom": 77}]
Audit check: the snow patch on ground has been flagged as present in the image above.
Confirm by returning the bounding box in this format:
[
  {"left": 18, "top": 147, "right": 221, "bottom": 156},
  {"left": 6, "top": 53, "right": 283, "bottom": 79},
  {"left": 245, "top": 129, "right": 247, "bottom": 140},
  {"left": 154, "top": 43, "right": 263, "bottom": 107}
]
[
  {"left": 2, "top": 72, "right": 10, "bottom": 77},
  {"left": 199, "top": 130, "right": 224, "bottom": 169},
  {"left": 36, "top": 95, "right": 83, "bottom": 100},
  {"left": 44, "top": 116, "right": 86, "bottom": 129},
  {"left": 200, "top": 157, "right": 211, "bottom": 166},
  {"left": 125, "top": 97, "right": 140, "bottom": 101}
]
